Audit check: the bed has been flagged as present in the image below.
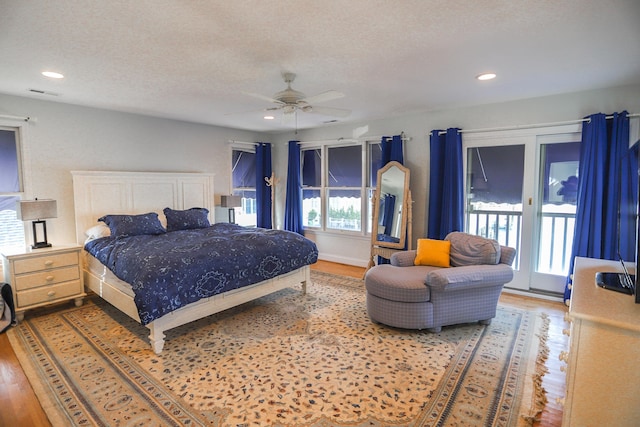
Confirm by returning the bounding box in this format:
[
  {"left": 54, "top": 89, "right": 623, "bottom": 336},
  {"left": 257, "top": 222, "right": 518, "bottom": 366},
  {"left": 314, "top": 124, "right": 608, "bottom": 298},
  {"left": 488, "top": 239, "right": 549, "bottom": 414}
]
[{"left": 72, "top": 171, "right": 317, "bottom": 354}]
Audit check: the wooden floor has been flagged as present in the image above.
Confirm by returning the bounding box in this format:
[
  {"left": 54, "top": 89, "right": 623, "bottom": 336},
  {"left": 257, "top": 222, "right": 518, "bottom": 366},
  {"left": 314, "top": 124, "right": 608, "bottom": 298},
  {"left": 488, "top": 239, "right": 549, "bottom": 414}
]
[
  {"left": 0, "top": 260, "right": 566, "bottom": 427},
  {"left": 0, "top": 328, "right": 51, "bottom": 426}
]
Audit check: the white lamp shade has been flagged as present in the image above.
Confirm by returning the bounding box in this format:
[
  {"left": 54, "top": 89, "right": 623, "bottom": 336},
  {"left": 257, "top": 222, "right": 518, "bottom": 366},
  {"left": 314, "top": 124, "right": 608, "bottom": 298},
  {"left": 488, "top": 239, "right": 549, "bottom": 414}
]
[
  {"left": 221, "top": 195, "right": 242, "bottom": 208},
  {"left": 16, "top": 199, "right": 58, "bottom": 221}
]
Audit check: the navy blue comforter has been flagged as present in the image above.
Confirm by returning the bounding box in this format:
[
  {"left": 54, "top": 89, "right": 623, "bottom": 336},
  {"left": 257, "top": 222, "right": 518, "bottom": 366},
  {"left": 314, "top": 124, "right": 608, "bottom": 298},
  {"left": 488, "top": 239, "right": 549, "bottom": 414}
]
[{"left": 85, "top": 223, "right": 318, "bottom": 325}]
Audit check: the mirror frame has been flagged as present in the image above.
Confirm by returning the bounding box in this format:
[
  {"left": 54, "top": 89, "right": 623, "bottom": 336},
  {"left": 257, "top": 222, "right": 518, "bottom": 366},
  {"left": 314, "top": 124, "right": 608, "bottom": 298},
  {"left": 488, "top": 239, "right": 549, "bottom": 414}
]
[{"left": 371, "top": 160, "right": 410, "bottom": 249}]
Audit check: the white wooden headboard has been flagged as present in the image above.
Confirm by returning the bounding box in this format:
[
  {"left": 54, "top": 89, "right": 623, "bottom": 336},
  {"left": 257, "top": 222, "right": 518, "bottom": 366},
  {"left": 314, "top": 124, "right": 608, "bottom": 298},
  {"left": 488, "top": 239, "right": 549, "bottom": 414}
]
[{"left": 71, "top": 171, "right": 215, "bottom": 245}]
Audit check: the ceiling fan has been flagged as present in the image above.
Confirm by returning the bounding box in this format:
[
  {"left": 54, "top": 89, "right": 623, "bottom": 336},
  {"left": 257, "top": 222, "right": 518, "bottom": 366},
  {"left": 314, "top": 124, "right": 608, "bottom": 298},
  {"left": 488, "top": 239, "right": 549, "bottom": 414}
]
[{"left": 243, "top": 72, "right": 351, "bottom": 118}]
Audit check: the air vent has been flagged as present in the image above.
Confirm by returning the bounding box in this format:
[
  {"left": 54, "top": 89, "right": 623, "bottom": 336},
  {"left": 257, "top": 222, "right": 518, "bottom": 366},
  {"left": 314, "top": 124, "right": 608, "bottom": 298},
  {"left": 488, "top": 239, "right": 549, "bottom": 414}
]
[{"left": 28, "top": 88, "right": 59, "bottom": 96}]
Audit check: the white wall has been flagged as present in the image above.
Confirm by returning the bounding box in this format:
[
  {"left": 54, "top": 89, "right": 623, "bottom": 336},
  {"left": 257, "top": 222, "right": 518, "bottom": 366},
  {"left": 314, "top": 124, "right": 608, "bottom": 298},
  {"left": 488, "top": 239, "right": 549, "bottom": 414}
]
[
  {"left": 0, "top": 93, "right": 265, "bottom": 245},
  {"left": 272, "top": 84, "right": 640, "bottom": 266},
  {"left": 2, "top": 85, "right": 639, "bottom": 266}
]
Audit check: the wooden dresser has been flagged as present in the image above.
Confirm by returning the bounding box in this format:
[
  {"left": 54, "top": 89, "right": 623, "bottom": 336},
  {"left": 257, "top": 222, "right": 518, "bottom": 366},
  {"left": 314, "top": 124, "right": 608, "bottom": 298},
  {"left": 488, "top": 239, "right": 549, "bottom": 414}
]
[
  {"left": 562, "top": 257, "right": 640, "bottom": 426},
  {"left": 1, "top": 244, "right": 85, "bottom": 321}
]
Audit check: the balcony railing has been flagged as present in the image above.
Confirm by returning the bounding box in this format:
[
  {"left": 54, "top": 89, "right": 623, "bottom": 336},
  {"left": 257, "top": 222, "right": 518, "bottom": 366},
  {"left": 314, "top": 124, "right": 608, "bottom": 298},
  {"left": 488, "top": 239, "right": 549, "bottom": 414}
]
[
  {"left": 467, "top": 210, "right": 522, "bottom": 269},
  {"left": 467, "top": 208, "right": 575, "bottom": 275},
  {"left": 537, "top": 212, "right": 575, "bottom": 275}
]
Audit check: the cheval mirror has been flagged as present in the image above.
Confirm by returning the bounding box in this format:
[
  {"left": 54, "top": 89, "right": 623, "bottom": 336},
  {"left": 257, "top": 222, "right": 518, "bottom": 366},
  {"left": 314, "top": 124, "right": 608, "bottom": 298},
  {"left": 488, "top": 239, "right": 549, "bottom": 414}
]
[{"left": 367, "top": 161, "right": 412, "bottom": 271}]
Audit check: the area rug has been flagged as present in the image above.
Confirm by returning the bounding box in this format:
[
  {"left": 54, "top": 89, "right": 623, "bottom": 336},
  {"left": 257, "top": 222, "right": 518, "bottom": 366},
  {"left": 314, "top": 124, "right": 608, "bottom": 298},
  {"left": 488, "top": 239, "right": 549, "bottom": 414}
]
[{"left": 8, "top": 270, "right": 549, "bottom": 426}]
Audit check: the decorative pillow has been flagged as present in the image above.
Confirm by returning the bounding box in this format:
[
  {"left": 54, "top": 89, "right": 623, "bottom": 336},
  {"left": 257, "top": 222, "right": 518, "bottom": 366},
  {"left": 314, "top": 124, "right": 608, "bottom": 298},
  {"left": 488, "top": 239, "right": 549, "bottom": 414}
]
[
  {"left": 84, "top": 223, "right": 111, "bottom": 240},
  {"left": 414, "top": 238, "right": 451, "bottom": 268},
  {"left": 445, "top": 232, "right": 501, "bottom": 266},
  {"left": 98, "top": 213, "right": 166, "bottom": 238},
  {"left": 163, "top": 207, "right": 210, "bottom": 232}
]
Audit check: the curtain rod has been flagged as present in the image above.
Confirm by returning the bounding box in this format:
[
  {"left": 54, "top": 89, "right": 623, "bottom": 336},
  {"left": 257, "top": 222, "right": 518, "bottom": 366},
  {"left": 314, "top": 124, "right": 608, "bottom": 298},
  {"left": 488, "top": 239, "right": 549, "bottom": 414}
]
[
  {"left": 363, "top": 134, "right": 412, "bottom": 142},
  {"left": 228, "top": 140, "right": 258, "bottom": 146},
  {"left": 0, "top": 114, "right": 33, "bottom": 122},
  {"left": 437, "top": 113, "right": 640, "bottom": 135},
  {"left": 298, "top": 134, "right": 412, "bottom": 145},
  {"left": 228, "top": 140, "right": 277, "bottom": 146}
]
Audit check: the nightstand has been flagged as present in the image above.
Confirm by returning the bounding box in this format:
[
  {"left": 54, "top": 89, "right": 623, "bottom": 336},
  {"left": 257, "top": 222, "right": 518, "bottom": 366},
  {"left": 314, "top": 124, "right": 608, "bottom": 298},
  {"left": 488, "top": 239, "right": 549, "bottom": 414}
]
[{"left": 1, "top": 244, "right": 86, "bottom": 321}]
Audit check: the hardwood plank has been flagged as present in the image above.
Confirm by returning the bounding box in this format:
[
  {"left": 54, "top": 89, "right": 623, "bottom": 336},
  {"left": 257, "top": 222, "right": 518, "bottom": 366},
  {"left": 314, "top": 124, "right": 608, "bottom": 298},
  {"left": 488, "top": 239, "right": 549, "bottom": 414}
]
[
  {"left": 311, "top": 259, "right": 366, "bottom": 279},
  {"left": 0, "top": 332, "right": 52, "bottom": 427},
  {"left": 499, "top": 292, "right": 567, "bottom": 427}
]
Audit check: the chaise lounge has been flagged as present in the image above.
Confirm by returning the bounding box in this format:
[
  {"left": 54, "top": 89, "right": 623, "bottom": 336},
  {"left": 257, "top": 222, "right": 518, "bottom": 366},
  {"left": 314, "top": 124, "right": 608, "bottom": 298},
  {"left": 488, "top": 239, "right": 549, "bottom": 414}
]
[{"left": 365, "top": 232, "right": 516, "bottom": 331}]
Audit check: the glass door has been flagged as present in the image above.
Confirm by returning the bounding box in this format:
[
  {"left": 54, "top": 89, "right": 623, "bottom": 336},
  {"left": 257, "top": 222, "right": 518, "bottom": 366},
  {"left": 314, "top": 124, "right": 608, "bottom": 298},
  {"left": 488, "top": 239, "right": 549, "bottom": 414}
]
[
  {"left": 465, "top": 141, "right": 530, "bottom": 290},
  {"left": 531, "top": 135, "right": 581, "bottom": 294},
  {"left": 463, "top": 125, "right": 582, "bottom": 294}
]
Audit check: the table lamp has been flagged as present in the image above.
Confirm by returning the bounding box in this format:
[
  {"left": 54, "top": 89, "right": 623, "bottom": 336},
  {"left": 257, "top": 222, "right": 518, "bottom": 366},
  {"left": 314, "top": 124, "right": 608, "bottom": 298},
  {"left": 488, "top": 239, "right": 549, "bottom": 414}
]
[
  {"left": 220, "top": 195, "right": 242, "bottom": 224},
  {"left": 16, "top": 199, "right": 57, "bottom": 249}
]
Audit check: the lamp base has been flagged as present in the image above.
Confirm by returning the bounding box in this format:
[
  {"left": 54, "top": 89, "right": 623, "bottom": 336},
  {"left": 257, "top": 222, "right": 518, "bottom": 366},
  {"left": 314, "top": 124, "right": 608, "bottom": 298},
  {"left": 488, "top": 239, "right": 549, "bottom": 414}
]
[
  {"left": 31, "top": 220, "right": 52, "bottom": 249},
  {"left": 32, "top": 242, "right": 52, "bottom": 249}
]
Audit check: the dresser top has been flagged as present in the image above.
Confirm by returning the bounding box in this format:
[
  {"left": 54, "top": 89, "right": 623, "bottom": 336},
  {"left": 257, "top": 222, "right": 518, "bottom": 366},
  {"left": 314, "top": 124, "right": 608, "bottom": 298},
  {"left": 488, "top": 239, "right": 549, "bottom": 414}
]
[
  {"left": 1, "top": 244, "right": 81, "bottom": 258},
  {"left": 572, "top": 257, "right": 640, "bottom": 333}
]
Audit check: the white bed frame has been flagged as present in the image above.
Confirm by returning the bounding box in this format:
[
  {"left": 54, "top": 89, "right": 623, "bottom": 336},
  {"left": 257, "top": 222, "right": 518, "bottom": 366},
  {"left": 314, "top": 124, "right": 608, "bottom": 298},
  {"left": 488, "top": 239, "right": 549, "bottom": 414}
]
[{"left": 71, "top": 171, "right": 310, "bottom": 354}]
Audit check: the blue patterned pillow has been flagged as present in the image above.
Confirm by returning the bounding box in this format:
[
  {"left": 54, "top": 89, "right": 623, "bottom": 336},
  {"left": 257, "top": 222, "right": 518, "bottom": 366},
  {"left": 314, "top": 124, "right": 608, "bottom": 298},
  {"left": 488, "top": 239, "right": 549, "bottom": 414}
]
[
  {"left": 163, "top": 207, "right": 210, "bottom": 232},
  {"left": 99, "top": 212, "right": 166, "bottom": 238}
]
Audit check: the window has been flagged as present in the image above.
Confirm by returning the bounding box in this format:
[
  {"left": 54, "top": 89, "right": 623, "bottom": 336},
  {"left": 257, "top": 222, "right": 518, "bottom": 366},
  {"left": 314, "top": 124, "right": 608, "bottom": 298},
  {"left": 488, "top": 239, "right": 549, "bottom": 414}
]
[
  {"left": 231, "top": 147, "right": 257, "bottom": 227},
  {"left": 327, "top": 145, "right": 362, "bottom": 231},
  {"left": 0, "top": 127, "right": 25, "bottom": 248},
  {"left": 301, "top": 140, "right": 381, "bottom": 234},
  {"left": 302, "top": 148, "right": 322, "bottom": 227}
]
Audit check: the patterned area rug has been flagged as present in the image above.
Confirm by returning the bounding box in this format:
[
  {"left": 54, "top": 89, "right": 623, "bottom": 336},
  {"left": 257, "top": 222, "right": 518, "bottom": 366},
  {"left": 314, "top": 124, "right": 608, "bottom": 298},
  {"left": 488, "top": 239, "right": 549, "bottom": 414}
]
[{"left": 8, "top": 270, "right": 549, "bottom": 426}]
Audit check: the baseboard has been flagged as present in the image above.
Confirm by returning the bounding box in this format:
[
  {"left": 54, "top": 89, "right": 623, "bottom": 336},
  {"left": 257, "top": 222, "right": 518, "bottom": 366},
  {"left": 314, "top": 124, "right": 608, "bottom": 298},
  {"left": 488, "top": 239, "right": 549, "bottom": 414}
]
[
  {"left": 502, "top": 287, "right": 564, "bottom": 303},
  {"left": 318, "top": 253, "right": 369, "bottom": 268}
]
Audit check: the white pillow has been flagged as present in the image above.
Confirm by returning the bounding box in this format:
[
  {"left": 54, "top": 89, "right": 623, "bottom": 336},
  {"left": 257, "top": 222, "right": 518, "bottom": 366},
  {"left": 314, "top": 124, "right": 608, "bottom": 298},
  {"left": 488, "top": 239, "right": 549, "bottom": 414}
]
[{"left": 84, "top": 223, "right": 111, "bottom": 242}]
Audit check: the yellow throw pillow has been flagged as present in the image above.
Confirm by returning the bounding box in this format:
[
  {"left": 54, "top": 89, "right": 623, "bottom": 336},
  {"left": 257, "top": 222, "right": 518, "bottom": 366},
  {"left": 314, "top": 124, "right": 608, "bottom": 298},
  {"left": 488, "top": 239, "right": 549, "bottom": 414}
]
[{"left": 414, "top": 238, "right": 451, "bottom": 267}]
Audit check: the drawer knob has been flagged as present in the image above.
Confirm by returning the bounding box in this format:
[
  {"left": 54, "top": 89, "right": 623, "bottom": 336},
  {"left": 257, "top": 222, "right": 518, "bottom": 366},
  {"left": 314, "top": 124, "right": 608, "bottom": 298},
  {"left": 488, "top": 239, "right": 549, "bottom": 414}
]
[
  {"left": 47, "top": 291, "right": 56, "bottom": 297},
  {"left": 562, "top": 328, "right": 571, "bottom": 336},
  {"left": 559, "top": 351, "right": 570, "bottom": 362},
  {"left": 564, "top": 312, "right": 572, "bottom": 323},
  {"left": 44, "top": 260, "right": 54, "bottom": 266},
  {"left": 46, "top": 275, "right": 54, "bottom": 281}
]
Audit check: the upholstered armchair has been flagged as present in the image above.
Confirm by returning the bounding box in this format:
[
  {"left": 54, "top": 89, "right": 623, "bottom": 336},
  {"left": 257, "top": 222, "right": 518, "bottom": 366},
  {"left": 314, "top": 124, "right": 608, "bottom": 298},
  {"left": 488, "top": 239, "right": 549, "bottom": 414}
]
[{"left": 365, "top": 232, "right": 516, "bottom": 331}]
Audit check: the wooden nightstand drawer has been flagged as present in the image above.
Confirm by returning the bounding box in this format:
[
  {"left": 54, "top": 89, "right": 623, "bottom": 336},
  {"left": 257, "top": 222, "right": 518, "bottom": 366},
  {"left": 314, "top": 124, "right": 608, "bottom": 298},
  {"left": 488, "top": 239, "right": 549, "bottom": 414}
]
[
  {"left": 14, "top": 265, "right": 81, "bottom": 291},
  {"left": 2, "top": 244, "right": 86, "bottom": 321},
  {"left": 13, "top": 251, "right": 79, "bottom": 274},
  {"left": 16, "top": 280, "right": 83, "bottom": 307}
]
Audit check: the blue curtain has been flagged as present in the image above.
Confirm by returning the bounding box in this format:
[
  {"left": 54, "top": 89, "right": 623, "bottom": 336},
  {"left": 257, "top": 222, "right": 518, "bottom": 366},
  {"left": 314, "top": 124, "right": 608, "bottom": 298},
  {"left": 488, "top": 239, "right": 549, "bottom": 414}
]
[
  {"left": 380, "top": 135, "right": 404, "bottom": 167},
  {"left": 284, "top": 140, "right": 304, "bottom": 235},
  {"left": 564, "top": 111, "right": 631, "bottom": 304},
  {"left": 381, "top": 194, "right": 396, "bottom": 236},
  {"left": 255, "top": 143, "right": 272, "bottom": 229},
  {"left": 428, "top": 128, "right": 464, "bottom": 239}
]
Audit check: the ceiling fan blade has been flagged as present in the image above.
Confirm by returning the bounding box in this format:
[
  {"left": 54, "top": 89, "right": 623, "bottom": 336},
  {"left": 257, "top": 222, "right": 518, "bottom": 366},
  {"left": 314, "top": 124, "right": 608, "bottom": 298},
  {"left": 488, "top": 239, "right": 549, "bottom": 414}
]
[
  {"left": 242, "top": 91, "right": 284, "bottom": 105},
  {"left": 301, "top": 90, "right": 344, "bottom": 105},
  {"left": 224, "top": 106, "right": 282, "bottom": 116},
  {"left": 307, "top": 105, "right": 351, "bottom": 118}
]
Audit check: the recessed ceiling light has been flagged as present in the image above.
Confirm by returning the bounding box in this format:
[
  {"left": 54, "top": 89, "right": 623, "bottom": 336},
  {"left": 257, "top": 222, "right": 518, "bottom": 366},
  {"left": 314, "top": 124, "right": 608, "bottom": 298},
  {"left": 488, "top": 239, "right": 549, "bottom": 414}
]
[
  {"left": 264, "top": 115, "right": 275, "bottom": 120},
  {"left": 42, "top": 71, "right": 64, "bottom": 79},
  {"left": 476, "top": 73, "right": 496, "bottom": 81}
]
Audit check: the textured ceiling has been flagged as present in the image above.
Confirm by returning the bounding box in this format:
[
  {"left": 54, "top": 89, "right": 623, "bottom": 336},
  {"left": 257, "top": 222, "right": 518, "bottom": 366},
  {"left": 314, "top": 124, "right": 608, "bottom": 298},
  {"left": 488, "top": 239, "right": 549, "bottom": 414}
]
[{"left": 1, "top": 1, "right": 639, "bottom": 133}]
